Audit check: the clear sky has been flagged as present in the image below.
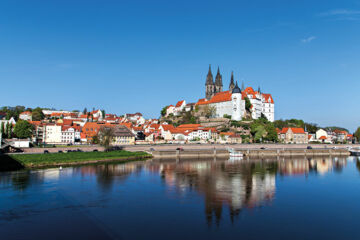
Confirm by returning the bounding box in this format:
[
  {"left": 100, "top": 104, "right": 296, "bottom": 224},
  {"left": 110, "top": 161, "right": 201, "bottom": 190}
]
[{"left": 1, "top": 0, "right": 359, "bottom": 131}]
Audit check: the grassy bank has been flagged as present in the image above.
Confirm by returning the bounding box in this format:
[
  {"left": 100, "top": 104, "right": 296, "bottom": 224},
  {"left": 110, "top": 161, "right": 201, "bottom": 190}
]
[{"left": 6, "top": 150, "right": 152, "bottom": 168}]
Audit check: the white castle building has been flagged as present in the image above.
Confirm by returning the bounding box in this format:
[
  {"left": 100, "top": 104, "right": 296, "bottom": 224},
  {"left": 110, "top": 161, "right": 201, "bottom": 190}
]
[{"left": 196, "top": 65, "right": 275, "bottom": 122}]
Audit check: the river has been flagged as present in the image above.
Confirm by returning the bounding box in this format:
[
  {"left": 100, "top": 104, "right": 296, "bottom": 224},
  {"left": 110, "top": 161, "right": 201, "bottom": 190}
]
[{"left": 1, "top": 156, "right": 360, "bottom": 240}]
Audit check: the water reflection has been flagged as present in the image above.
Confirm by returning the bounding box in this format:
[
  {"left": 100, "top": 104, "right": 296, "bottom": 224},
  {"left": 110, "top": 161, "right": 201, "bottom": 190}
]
[
  {"left": 0, "top": 156, "right": 352, "bottom": 227},
  {"left": 145, "top": 156, "right": 348, "bottom": 225}
]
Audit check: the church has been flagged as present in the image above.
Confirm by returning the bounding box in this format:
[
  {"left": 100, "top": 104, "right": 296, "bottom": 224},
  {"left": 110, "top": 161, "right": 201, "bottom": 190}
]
[{"left": 196, "top": 65, "right": 275, "bottom": 122}]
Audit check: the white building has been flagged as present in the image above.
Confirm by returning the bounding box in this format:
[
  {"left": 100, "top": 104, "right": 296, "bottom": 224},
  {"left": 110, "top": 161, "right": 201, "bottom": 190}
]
[
  {"left": 19, "top": 111, "right": 32, "bottom": 121},
  {"left": 174, "top": 100, "right": 186, "bottom": 116},
  {"left": 43, "top": 125, "right": 62, "bottom": 144}
]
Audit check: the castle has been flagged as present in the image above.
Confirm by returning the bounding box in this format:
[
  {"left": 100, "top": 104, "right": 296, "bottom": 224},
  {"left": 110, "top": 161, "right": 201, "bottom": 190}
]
[{"left": 166, "top": 65, "right": 275, "bottom": 122}]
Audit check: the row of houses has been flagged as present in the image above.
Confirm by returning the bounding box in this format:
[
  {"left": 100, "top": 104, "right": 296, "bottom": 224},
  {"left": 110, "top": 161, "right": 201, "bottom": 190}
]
[{"left": 277, "top": 127, "right": 353, "bottom": 144}]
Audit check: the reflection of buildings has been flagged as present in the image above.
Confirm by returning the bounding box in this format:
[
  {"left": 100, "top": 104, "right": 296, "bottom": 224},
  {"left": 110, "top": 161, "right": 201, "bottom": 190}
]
[
  {"left": 278, "top": 157, "right": 347, "bottom": 176},
  {"left": 146, "top": 160, "right": 277, "bottom": 225}
]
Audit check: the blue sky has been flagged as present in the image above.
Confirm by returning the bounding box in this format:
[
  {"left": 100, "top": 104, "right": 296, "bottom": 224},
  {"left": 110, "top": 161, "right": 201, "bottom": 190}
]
[{"left": 1, "top": 0, "right": 360, "bottom": 131}]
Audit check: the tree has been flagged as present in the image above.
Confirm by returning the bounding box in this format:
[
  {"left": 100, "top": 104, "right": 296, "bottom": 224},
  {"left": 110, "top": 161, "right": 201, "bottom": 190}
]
[
  {"left": 0, "top": 122, "right": 4, "bottom": 138},
  {"left": 161, "top": 106, "right": 168, "bottom": 117},
  {"left": 101, "top": 109, "right": 106, "bottom": 118},
  {"left": 91, "top": 135, "right": 99, "bottom": 144},
  {"left": 264, "top": 123, "right": 278, "bottom": 142},
  {"left": 5, "top": 122, "right": 10, "bottom": 138},
  {"left": 32, "top": 107, "right": 44, "bottom": 121},
  {"left": 354, "top": 127, "right": 360, "bottom": 142},
  {"left": 99, "top": 127, "right": 115, "bottom": 151},
  {"left": 13, "top": 120, "right": 33, "bottom": 139},
  {"left": 204, "top": 105, "right": 216, "bottom": 118},
  {"left": 244, "top": 97, "right": 252, "bottom": 111}
]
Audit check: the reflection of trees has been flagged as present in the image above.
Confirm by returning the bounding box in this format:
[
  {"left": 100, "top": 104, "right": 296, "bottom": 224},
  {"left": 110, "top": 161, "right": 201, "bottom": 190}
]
[
  {"left": 0, "top": 170, "right": 44, "bottom": 191},
  {"left": 75, "top": 163, "right": 143, "bottom": 191},
  {"left": 152, "top": 160, "right": 277, "bottom": 226},
  {"left": 356, "top": 159, "right": 360, "bottom": 174}
]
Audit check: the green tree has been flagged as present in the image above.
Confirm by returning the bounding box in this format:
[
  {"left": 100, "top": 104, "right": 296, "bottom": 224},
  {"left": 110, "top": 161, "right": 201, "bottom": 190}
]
[
  {"left": 13, "top": 120, "right": 33, "bottom": 139},
  {"left": 5, "top": 122, "right": 10, "bottom": 138},
  {"left": 354, "top": 127, "right": 360, "bottom": 142},
  {"left": 32, "top": 107, "right": 44, "bottom": 121},
  {"left": 91, "top": 135, "right": 99, "bottom": 144},
  {"left": 99, "top": 127, "right": 115, "bottom": 151},
  {"left": 161, "top": 106, "right": 168, "bottom": 117},
  {"left": 265, "top": 123, "right": 278, "bottom": 142},
  {"left": 244, "top": 97, "right": 252, "bottom": 111},
  {"left": 101, "top": 109, "right": 106, "bottom": 118},
  {"left": 0, "top": 122, "right": 4, "bottom": 138}
]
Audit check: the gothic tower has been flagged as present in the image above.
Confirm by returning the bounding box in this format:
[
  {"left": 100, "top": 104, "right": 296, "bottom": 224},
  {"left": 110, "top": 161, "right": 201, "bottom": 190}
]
[
  {"left": 205, "top": 65, "right": 215, "bottom": 100},
  {"left": 214, "top": 67, "right": 223, "bottom": 93},
  {"left": 229, "top": 71, "right": 235, "bottom": 92}
]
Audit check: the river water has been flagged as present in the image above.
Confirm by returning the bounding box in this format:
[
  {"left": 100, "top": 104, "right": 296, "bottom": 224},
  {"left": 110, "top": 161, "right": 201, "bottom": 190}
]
[{"left": 1, "top": 156, "right": 360, "bottom": 240}]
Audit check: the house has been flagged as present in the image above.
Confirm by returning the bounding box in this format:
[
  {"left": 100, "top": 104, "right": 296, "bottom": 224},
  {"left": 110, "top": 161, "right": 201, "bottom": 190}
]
[
  {"left": 165, "top": 105, "right": 175, "bottom": 117},
  {"left": 61, "top": 126, "right": 81, "bottom": 144},
  {"left": 229, "top": 134, "right": 242, "bottom": 144},
  {"left": 278, "top": 128, "right": 308, "bottom": 144},
  {"left": 82, "top": 122, "right": 101, "bottom": 143},
  {"left": 19, "top": 111, "right": 32, "bottom": 121},
  {"left": 0, "top": 111, "right": 7, "bottom": 120},
  {"left": 315, "top": 129, "right": 332, "bottom": 143},
  {"left": 43, "top": 124, "right": 62, "bottom": 144},
  {"left": 111, "top": 125, "right": 135, "bottom": 145},
  {"left": 91, "top": 109, "right": 104, "bottom": 120},
  {"left": 174, "top": 100, "right": 186, "bottom": 116}
]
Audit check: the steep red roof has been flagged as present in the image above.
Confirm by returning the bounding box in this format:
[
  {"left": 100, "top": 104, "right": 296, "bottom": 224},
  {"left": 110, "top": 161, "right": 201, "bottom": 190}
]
[
  {"left": 175, "top": 100, "right": 185, "bottom": 107},
  {"left": 262, "top": 93, "right": 274, "bottom": 103},
  {"left": 319, "top": 136, "right": 327, "bottom": 140}
]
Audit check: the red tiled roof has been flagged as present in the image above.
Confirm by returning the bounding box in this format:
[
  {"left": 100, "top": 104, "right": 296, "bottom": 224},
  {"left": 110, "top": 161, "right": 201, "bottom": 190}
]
[
  {"left": 220, "top": 132, "right": 235, "bottom": 136},
  {"left": 197, "top": 91, "right": 232, "bottom": 105},
  {"left": 161, "top": 124, "right": 175, "bottom": 131},
  {"left": 196, "top": 98, "right": 207, "bottom": 105},
  {"left": 280, "top": 127, "right": 305, "bottom": 134},
  {"left": 175, "top": 100, "right": 185, "bottom": 107},
  {"left": 177, "top": 124, "right": 201, "bottom": 129},
  {"left": 319, "top": 136, "right": 327, "bottom": 140},
  {"left": 20, "top": 111, "right": 32, "bottom": 115},
  {"left": 262, "top": 93, "right": 274, "bottom": 103}
]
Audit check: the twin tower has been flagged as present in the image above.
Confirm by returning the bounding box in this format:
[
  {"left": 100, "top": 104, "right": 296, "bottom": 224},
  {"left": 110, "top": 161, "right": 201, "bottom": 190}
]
[{"left": 205, "top": 65, "right": 236, "bottom": 100}]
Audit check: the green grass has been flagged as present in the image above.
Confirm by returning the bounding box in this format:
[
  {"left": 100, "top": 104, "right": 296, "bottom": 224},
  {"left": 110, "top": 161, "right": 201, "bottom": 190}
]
[{"left": 8, "top": 150, "right": 152, "bottom": 168}]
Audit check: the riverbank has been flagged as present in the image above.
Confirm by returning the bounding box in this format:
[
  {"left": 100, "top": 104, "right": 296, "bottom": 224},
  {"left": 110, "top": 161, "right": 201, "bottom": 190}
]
[
  {"left": 1, "top": 150, "right": 152, "bottom": 169},
  {"left": 151, "top": 148, "right": 350, "bottom": 159}
]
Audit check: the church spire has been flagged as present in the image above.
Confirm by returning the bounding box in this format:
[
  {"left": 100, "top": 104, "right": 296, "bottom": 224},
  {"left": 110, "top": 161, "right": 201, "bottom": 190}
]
[
  {"left": 205, "top": 64, "right": 214, "bottom": 85},
  {"left": 241, "top": 81, "right": 245, "bottom": 91},
  {"left": 229, "top": 71, "right": 235, "bottom": 92},
  {"left": 214, "top": 66, "right": 223, "bottom": 93}
]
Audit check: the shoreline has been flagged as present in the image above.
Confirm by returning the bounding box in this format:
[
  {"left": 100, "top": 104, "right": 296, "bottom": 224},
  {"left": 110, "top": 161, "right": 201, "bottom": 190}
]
[{"left": 0, "top": 150, "right": 152, "bottom": 170}]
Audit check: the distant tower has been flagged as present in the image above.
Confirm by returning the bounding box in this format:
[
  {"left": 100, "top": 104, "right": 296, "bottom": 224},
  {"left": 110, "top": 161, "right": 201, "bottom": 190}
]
[
  {"left": 258, "top": 86, "right": 261, "bottom": 93},
  {"left": 205, "top": 65, "right": 215, "bottom": 100},
  {"left": 229, "top": 71, "right": 235, "bottom": 92},
  {"left": 241, "top": 81, "right": 245, "bottom": 91},
  {"left": 231, "top": 82, "right": 242, "bottom": 121},
  {"left": 214, "top": 66, "right": 223, "bottom": 93}
]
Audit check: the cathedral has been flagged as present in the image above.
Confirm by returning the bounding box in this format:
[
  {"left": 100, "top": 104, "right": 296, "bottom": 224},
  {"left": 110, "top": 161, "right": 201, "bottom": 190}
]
[
  {"left": 166, "top": 65, "right": 275, "bottom": 122},
  {"left": 200, "top": 65, "right": 275, "bottom": 122}
]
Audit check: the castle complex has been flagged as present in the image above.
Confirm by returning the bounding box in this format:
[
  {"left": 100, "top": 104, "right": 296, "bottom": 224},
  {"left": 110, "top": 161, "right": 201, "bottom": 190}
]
[{"left": 166, "top": 65, "right": 275, "bottom": 122}]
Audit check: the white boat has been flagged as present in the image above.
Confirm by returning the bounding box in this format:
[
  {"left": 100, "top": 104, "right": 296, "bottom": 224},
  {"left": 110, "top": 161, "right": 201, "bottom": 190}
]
[
  {"left": 349, "top": 147, "right": 360, "bottom": 156},
  {"left": 227, "top": 147, "right": 244, "bottom": 158}
]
